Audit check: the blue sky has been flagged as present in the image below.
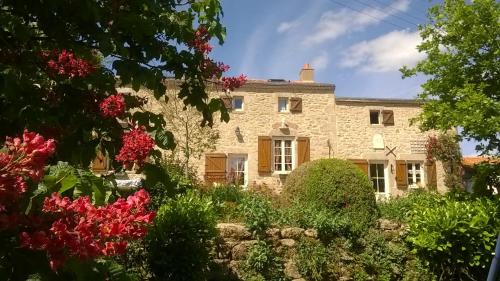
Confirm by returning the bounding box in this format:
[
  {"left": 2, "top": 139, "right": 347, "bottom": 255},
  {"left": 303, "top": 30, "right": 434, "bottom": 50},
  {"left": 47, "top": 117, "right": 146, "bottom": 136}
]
[{"left": 210, "top": 0, "right": 479, "bottom": 155}]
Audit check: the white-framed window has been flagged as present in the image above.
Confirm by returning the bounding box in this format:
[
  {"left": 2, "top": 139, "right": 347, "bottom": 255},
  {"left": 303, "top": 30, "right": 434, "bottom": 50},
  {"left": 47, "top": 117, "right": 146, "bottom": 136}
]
[
  {"left": 407, "top": 162, "right": 424, "bottom": 188},
  {"left": 232, "top": 96, "right": 244, "bottom": 111},
  {"left": 227, "top": 154, "right": 248, "bottom": 187},
  {"left": 278, "top": 97, "right": 289, "bottom": 112},
  {"left": 369, "top": 110, "right": 380, "bottom": 124},
  {"left": 369, "top": 162, "right": 389, "bottom": 197},
  {"left": 273, "top": 138, "right": 293, "bottom": 173}
]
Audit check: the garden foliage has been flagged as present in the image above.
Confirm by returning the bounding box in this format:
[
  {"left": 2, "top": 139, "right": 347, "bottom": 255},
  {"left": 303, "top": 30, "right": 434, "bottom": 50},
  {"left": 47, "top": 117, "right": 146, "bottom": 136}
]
[
  {"left": 406, "top": 194, "right": 500, "bottom": 280},
  {"left": 148, "top": 190, "right": 217, "bottom": 281}
]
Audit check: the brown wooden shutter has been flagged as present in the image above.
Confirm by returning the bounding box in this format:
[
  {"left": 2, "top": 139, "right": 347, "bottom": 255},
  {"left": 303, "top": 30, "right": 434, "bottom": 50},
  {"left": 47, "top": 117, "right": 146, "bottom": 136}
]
[
  {"left": 382, "top": 110, "right": 394, "bottom": 125},
  {"left": 396, "top": 160, "right": 407, "bottom": 187},
  {"left": 426, "top": 161, "right": 437, "bottom": 187},
  {"left": 349, "top": 159, "right": 369, "bottom": 176},
  {"left": 221, "top": 96, "right": 232, "bottom": 109},
  {"left": 297, "top": 137, "right": 310, "bottom": 166},
  {"left": 91, "top": 151, "right": 108, "bottom": 172},
  {"left": 258, "top": 136, "right": 272, "bottom": 173},
  {"left": 290, "top": 97, "right": 302, "bottom": 113},
  {"left": 205, "top": 153, "right": 227, "bottom": 184}
]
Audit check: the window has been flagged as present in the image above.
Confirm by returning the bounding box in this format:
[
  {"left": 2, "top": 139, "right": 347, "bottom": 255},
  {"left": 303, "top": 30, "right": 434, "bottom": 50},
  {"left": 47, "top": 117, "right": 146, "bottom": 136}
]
[
  {"left": 370, "top": 110, "right": 380, "bottom": 124},
  {"left": 232, "top": 96, "right": 244, "bottom": 111},
  {"left": 273, "top": 139, "right": 293, "bottom": 172},
  {"left": 278, "top": 97, "right": 289, "bottom": 112},
  {"left": 369, "top": 163, "right": 386, "bottom": 193},
  {"left": 407, "top": 162, "right": 423, "bottom": 187},
  {"left": 227, "top": 155, "right": 247, "bottom": 186}
]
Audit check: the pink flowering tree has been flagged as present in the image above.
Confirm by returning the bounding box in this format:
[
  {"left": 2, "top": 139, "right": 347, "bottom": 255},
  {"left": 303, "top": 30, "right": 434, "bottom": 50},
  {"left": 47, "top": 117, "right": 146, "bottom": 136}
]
[{"left": 0, "top": 0, "right": 245, "bottom": 279}]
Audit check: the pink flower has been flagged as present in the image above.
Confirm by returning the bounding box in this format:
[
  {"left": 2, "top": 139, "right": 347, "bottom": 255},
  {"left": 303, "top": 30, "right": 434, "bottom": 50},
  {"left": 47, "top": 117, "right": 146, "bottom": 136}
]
[
  {"left": 44, "top": 49, "right": 95, "bottom": 78},
  {"left": 99, "top": 94, "right": 126, "bottom": 118},
  {"left": 221, "top": 75, "right": 247, "bottom": 91},
  {"left": 115, "top": 126, "right": 155, "bottom": 169}
]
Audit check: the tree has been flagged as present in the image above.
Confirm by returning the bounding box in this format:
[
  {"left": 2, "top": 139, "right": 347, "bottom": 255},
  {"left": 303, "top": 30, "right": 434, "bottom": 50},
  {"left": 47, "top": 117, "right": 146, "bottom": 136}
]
[
  {"left": 402, "top": 0, "right": 500, "bottom": 156},
  {"left": 0, "top": 0, "right": 245, "bottom": 278},
  {"left": 0, "top": 0, "right": 244, "bottom": 167},
  {"left": 155, "top": 81, "right": 220, "bottom": 174}
]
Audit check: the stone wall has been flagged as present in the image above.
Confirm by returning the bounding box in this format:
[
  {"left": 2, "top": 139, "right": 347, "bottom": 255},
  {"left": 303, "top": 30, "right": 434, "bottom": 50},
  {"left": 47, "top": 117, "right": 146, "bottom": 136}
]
[
  {"left": 212, "top": 221, "right": 407, "bottom": 281},
  {"left": 334, "top": 100, "right": 446, "bottom": 196},
  {"left": 212, "top": 223, "right": 319, "bottom": 281}
]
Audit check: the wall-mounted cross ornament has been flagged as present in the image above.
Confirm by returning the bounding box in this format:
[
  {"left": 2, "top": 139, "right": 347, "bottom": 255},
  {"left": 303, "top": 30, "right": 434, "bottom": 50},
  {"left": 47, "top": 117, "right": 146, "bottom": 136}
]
[{"left": 385, "top": 146, "right": 397, "bottom": 157}]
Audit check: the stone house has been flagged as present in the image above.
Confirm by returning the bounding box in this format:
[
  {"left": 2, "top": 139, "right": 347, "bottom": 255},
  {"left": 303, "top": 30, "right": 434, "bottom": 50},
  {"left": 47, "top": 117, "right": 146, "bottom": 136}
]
[
  {"left": 198, "top": 64, "right": 446, "bottom": 197},
  {"left": 102, "top": 64, "right": 446, "bottom": 198}
]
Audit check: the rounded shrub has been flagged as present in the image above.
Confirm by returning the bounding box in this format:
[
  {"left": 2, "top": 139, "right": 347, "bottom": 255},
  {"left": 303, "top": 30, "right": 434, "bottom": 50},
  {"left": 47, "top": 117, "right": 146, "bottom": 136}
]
[{"left": 282, "top": 158, "right": 378, "bottom": 233}]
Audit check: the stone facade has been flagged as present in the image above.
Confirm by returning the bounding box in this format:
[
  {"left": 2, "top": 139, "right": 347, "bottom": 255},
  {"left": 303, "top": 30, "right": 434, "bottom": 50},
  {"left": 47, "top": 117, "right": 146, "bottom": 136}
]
[{"left": 117, "top": 67, "right": 447, "bottom": 197}]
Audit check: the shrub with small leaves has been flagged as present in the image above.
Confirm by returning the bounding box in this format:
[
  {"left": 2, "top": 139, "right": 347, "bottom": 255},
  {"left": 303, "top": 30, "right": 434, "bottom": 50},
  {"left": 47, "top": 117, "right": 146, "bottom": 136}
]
[
  {"left": 295, "top": 239, "right": 329, "bottom": 281},
  {"left": 244, "top": 239, "right": 287, "bottom": 281},
  {"left": 148, "top": 190, "right": 217, "bottom": 281},
  {"left": 238, "top": 196, "right": 275, "bottom": 236},
  {"left": 407, "top": 195, "right": 500, "bottom": 280}
]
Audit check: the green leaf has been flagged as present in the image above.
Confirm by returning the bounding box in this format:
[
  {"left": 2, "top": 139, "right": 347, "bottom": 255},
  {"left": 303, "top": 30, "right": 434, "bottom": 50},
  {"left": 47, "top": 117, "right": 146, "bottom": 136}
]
[{"left": 155, "top": 129, "right": 176, "bottom": 150}]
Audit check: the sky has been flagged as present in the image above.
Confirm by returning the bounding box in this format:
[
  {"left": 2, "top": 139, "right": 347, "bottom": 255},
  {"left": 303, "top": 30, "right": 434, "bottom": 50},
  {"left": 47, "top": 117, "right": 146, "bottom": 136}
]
[{"left": 210, "top": 0, "right": 479, "bottom": 156}]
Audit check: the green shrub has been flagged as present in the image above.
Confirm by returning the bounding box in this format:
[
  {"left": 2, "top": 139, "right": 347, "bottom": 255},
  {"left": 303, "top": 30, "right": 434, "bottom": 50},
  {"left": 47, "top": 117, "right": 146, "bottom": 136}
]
[
  {"left": 378, "top": 190, "right": 440, "bottom": 223},
  {"left": 243, "top": 239, "right": 287, "bottom": 281},
  {"left": 407, "top": 196, "right": 500, "bottom": 280},
  {"left": 143, "top": 160, "right": 196, "bottom": 209},
  {"left": 295, "top": 239, "right": 329, "bottom": 281},
  {"left": 209, "top": 184, "right": 246, "bottom": 203},
  {"left": 238, "top": 195, "right": 276, "bottom": 236},
  {"left": 282, "top": 158, "right": 378, "bottom": 234},
  {"left": 148, "top": 190, "right": 217, "bottom": 281}
]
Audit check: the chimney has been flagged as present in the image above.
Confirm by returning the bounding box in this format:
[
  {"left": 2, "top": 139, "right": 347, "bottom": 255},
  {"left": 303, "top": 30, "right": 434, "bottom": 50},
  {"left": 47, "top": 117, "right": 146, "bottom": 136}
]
[{"left": 299, "top": 63, "right": 314, "bottom": 82}]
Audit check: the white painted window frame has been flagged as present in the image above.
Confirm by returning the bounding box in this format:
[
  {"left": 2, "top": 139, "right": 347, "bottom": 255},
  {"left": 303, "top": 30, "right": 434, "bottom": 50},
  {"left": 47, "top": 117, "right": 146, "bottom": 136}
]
[
  {"left": 278, "top": 97, "right": 289, "bottom": 113},
  {"left": 227, "top": 154, "right": 248, "bottom": 188},
  {"left": 407, "top": 161, "right": 425, "bottom": 189},
  {"left": 369, "top": 161, "right": 389, "bottom": 199},
  {"left": 272, "top": 137, "right": 295, "bottom": 174},
  {"left": 232, "top": 96, "right": 244, "bottom": 111}
]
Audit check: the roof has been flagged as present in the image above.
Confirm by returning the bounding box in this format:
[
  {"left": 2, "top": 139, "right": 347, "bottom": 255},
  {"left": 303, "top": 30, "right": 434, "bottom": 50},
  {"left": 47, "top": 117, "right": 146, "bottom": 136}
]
[
  {"left": 462, "top": 156, "right": 500, "bottom": 167},
  {"left": 335, "top": 97, "right": 423, "bottom": 106},
  {"left": 233, "top": 79, "right": 335, "bottom": 94}
]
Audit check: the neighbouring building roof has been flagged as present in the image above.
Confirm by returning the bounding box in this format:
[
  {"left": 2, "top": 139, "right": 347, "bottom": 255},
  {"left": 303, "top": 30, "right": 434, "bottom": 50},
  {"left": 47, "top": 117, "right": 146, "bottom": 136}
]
[
  {"left": 335, "top": 97, "right": 423, "bottom": 106},
  {"left": 462, "top": 156, "right": 500, "bottom": 167}
]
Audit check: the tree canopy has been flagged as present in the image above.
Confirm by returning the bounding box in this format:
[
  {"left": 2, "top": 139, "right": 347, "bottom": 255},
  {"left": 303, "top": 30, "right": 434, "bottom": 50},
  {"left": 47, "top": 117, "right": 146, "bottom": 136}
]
[
  {"left": 0, "top": 0, "right": 241, "bottom": 167},
  {"left": 402, "top": 0, "right": 500, "bottom": 156}
]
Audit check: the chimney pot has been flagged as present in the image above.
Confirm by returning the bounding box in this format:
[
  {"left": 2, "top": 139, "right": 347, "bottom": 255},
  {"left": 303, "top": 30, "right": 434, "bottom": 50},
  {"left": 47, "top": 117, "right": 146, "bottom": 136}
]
[{"left": 299, "top": 63, "right": 314, "bottom": 82}]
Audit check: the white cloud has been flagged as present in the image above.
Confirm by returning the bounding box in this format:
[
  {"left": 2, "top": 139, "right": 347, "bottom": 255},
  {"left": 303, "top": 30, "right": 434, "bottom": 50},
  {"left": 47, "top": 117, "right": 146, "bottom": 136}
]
[
  {"left": 340, "top": 29, "right": 425, "bottom": 72},
  {"left": 277, "top": 21, "right": 298, "bottom": 33},
  {"left": 304, "top": 0, "right": 410, "bottom": 45},
  {"left": 310, "top": 52, "right": 329, "bottom": 70}
]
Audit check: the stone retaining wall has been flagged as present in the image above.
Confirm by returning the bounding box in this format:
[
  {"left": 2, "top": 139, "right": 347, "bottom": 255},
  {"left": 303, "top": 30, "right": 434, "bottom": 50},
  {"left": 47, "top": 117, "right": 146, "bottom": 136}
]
[
  {"left": 211, "top": 220, "right": 406, "bottom": 281},
  {"left": 213, "top": 223, "right": 318, "bottom": 281}
]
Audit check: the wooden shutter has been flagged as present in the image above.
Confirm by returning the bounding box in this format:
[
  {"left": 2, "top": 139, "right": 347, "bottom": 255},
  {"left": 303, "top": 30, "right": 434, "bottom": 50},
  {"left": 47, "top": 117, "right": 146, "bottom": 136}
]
[
  {"left": 396, "top": 160, "right": 407, "bottom": 187},
  {"left": 290, "top": 97, "right": 302, "bottom": 113},
  {"left": 258, "top": 136, "right": 272, "bottom": 173},
  {"left": 297, "top": 137, "right": 310, "bottom": 166},
  {"left": 91, "top": 151, "right": 108, "bottom": 172},
  {"left": 349, "top": 159, "right": 369, "bottom": 176},
  {"left": 221, "top": 96, "right": 232, "bottom": 109},
  {"left": 425, "top": 161, "right": 437, "bottom": 187},
  {"left": 205, "top": 153, "right": 227, "bottom": 184},
  {"left": 382, "top": 110, "right": 394, "bottom": 125}
]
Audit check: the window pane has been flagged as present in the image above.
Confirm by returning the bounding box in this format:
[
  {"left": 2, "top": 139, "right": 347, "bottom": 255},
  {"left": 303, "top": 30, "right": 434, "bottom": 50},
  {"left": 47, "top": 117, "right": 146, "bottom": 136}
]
[
  {"left": 415, "top": 163, "right": 420, "bottom": 170},
  {"left": 285, "top": 163, "right": 292, "bottom": 171},
  {"left": 233, "top": 97, "right": 243, "bottom": 110},
  {"left": 378, "top": 179, "right": 385, "bottom": 192},
  {"left": 370, "top": 164, "right": 377, "bottom": 177},
  {"left": 416, "top": 174, "right": 421, "bottom": 183},
  {"left": 377, "top": 164, "right": 384, "bottom": 176},
  {"left": 370, "top": 111, "right": 379, "bottom": 124},
  {"left": 372, "top": 179, "right": 377, "bottom": 190},
  {"left": 408, "top": 177, "right": 414, "bottom": 185},
  {"left": 278, "top": 98, "right": 288, "bottom": 112}
]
